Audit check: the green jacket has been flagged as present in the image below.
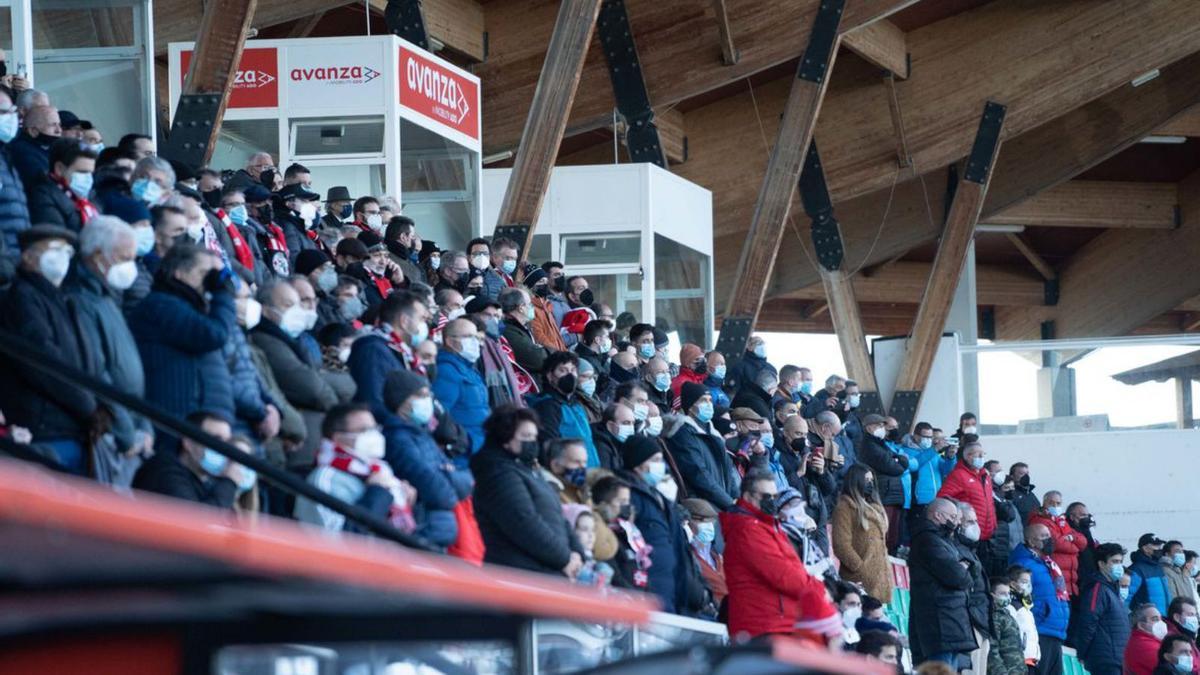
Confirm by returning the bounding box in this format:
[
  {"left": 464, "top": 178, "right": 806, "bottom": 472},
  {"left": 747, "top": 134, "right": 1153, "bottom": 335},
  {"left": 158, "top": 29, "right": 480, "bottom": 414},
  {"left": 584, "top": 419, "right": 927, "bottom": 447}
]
[{"left": 988, "top": 605, "right": 1027, "bottom": 675}]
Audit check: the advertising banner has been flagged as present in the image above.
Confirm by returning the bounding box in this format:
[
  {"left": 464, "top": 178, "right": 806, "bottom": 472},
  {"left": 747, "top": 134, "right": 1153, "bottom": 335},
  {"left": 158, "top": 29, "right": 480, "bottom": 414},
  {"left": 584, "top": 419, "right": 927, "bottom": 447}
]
[
  {"left": 398, "top": 44, "right": 480, "bottom": 143},
  {"left": 179, "top": 47, "right": 278, "bottom": 109},
  {"left": 287, "top": 42, "right": 387, "bottom": 109}
]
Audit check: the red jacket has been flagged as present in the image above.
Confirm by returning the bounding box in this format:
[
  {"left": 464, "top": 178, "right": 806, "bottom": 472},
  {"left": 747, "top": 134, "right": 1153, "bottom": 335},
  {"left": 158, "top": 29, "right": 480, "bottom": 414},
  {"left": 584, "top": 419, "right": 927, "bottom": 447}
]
[
  {"left": 937, "top": 460, "right": 997, "bottom": 541},
  {"left": 1123, "top": 627, "right": 1161, "bottom": 675},
  {"left": 670, "top": 368, "right": 707, "bottom": 410},
  {"left": 1027, "top": 510, "right": 1088, "bottom": 596},
  {"left": 719, "top": 498, "right": 837, "bottom": 639}
]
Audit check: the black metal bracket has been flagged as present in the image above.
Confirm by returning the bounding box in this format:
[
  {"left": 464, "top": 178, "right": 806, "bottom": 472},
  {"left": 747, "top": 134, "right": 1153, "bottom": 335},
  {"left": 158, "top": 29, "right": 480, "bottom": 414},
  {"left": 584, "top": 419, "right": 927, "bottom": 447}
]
[
  {"left": 799, "top": 141, "right": 844, "bottom": 272},
  {"left": 943, "top": 163, "right": 958, "bottom": 225},
  {"left": 858, "top": 391, "right": 885, "bottom": 418},
  {"left": 598, "top": 0, "right": 666, "bottom": 167},
  {"left": 1043, "top": 277, "right": 1060, "bottom": 306},
  {"left": 715, "top": 316, "right": 754, "bottom": 366},
  {"left": 980, "top": 307, "right": 996, "bottom": 340},
  {"left": 161, "top": 93, "right": 221, "bottom": 175},
  {"left": 963, "top": 100, "right": 1007, "bottom": 184},
  {"left": 384, "top": 0, "right": 430, "bottom": 50},
  {"left": 889, "top": 390, "right": 922, "bottom": 434},
  {"left": 493, "top": 223, "right": 532, "bottom": 258},
  {"left": 796, "top": 0, "right": 845, "bottom": 83}
]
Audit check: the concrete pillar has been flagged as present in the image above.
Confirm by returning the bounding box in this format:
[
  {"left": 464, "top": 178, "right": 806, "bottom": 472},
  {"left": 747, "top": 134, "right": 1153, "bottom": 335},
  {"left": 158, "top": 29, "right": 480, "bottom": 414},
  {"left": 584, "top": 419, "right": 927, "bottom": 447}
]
[
  {"left": 1037, "top": 350, "right": 1077, "bottom": 418},
  {"left": 947, "top": 241, "right": 979, "bottom": 416}
]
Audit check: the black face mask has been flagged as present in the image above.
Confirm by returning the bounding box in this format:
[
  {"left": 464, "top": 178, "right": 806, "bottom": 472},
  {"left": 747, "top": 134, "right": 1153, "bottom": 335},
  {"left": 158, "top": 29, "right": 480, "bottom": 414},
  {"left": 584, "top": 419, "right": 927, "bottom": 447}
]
[
  {"left": 886, "top": 428, "right": 901, "bottom": 442},
  {"left": 202, "top": 188, "right": 222, "bottom": 209},
  {"left": 938, "top": 519, "right": 958, "bottom": 537},
  {"left": 553, "top": 276, "right": 566, "bottom": 293},
  {"left": 1039, "top": 538, "right": 1055, "bottom": 555},
  {"left": 577, "top": 288, "right": 594, "bottom": 307},
  {"left": 557, "top": 373, "right": 577, "bottom": 395},
  {"left": 257, "top": 203, "right": 274, "bottom": 224},
  {"left": 759, "top": 496, "right": 778, "bottom": 516},
  {"left": 533, "top": 284, "right": 552, "bottom": 298},
  {"left": 693, "top": 357, "right": 708, "bottom": 375},
  {"left": 790, "top": 437, "right": 807, "bottom": 455},
  {"left": 259, "top": 169, "right": 276, "bottom": 188},
  {"left": 617, "top": 503, "right": 633, "bottom": 520},
  {"left": 518, "top": 440, "right": 539, "bottom": 464},
  {"left": 455, "top": 271, "right": 470, "bottom": 290},
  {"left": 172, "top": 233, "right": 190, "bottom": 248},
  {"left": 1018, "top": 474, "right": 1031, "bottom": 488}
]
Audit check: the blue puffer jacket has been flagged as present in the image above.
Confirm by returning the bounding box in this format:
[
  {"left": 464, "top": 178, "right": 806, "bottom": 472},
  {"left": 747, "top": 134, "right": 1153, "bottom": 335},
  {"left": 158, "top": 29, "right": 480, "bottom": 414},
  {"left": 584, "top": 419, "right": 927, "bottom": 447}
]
[
  {"left": 619, "top": 469, "right": 690, "bottom": 614},
  {"left": 529, "top": 388, "right": 599, "bottom": 467},
  {"left": 128, "top": 281, "right": 235, "bottom": 427},
  {"left": 383, "top": 416, "right": 472, "bottom": 548},
  {"left": 7, "top": 131, "right": 50, "bottom": 189},
  {"left": 348, "top": 331, "right": 409, "bottom": 424},
  {"left": 1071, "top": 571, "right": 1130, "bottom": 670},
  {"left": 0, "top": 144, "right": 28, "bottom": 256},
  {"left": 902, "top": 436, "right": 957, "bottom": 506},
  {"left": 432, "top": 349, "right": 489, "bottom": 455},
  {"left": 1127, "top": 549, "right": 1171, "bottom": 615},
  {"left": 222, "top": 323, "right": 271, "bottom": 427},
  {"left": 1009, "top": 543, "right": 1070, "bottom": 639}
]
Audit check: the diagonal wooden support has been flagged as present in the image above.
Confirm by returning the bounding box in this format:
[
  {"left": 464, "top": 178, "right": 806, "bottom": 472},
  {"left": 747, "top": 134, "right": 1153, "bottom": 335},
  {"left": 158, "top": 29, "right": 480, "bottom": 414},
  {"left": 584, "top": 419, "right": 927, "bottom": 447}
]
[
  {"left": 494, "top": 0, "right": 604, "bottom": 266},
  {"left": 162, "top": 0, "right": 258, "bottom": 170},
  {"left": 798, "top": 141, "right": 880, "bottom": 403},
  {"left": 716, "top": 0, "right": 844, "bottom": 361},
  {"left": 710, "top": 0, "right": 739, "bottom": 65},
  {"left": 891, "top": 100, "right": 1007, "bottom": 429}
]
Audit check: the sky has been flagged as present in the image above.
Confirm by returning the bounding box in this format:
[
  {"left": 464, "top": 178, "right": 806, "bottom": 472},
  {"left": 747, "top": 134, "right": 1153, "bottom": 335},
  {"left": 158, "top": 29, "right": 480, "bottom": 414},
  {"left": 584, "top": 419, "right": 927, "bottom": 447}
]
[{"left": 728, "top": 332, "right": 1200, "bottom": 431}]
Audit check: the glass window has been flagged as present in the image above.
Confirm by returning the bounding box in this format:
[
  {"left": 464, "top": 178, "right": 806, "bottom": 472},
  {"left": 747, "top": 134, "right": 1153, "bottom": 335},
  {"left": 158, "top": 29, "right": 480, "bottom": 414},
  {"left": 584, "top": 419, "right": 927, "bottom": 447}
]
[
  {"left": 654, "top": 234, "right": 709, "bottom": 348},
  {"left": 401, "top": 118, "right": 477, "bottom": 252},
  {"left": 308, "top": 164, "right": 386, "bottom": 205},
  {"left": 34, "top": 5, "right": 135, "bottom": 49},
  {"left": 210, "top": 119, "right": 278, "bottom": 176},
  {"left": 215, "top": 640, "right": 515, "bottom": 675},
  {"left": 36, "top": 58, "right": 148, "bottom": 138},
  {"left": 291, "top": 115, "right": 385, "bottom": 157},
  {"left": 527, "top": 233, "right": 551, "bottom": 264},
  {"left": 561, "top": 233, "right": 640, "bottom": 267}
]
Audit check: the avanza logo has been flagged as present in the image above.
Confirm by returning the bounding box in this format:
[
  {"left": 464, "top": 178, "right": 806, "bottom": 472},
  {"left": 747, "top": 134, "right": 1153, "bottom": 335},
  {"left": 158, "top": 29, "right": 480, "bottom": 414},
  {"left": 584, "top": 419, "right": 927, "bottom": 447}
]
[
  {"left": 290, "top": 66, "right": 381, "bottom": 84},
  {"left": 233, "top": 69, "right": 275, "bottom": 89},
  {"left": 405, "top": 60, "right": 470, "bottom": 119}
]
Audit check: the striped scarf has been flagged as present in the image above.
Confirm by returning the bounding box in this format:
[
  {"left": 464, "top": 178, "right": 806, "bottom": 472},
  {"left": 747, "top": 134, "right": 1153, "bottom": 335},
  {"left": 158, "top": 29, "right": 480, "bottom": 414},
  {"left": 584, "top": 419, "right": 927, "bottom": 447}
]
[{"left": 315, "top": 440, "right": 415, "bottom": 532}]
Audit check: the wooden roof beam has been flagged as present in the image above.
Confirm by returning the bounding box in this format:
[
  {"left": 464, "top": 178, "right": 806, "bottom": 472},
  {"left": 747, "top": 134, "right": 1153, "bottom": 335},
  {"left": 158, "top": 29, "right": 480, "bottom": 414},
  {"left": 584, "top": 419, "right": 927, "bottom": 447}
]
[
  {"left": 368, "top": 0, "right": 486, "bottom": 62},
  {"left": 842, "top": 19, "right": 907, "bottom": 78},
  {"left": 781, "top": 262, "right": 1045, "bottom": 307},
  {"left": 1155, "top": 107, "right": 1200, "bottom": 138},
  {"left": 984, "top": 180, "right": 1179, "bottom": 230},
  {"left": 154, "top": 0, "right": 355, "bottom": 56},
  {"left": 710, "top": 0, "right": 739, "bottom": 66},
  {"left": 1004, "top": 233, "right": 1055, "bottom": 282}
]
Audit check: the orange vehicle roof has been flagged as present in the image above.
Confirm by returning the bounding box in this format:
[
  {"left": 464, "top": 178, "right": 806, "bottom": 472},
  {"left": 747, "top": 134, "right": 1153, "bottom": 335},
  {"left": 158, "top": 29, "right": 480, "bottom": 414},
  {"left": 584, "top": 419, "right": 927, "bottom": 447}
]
[{"left": 0, "top": 458, "right": 656, "bottom": 625}]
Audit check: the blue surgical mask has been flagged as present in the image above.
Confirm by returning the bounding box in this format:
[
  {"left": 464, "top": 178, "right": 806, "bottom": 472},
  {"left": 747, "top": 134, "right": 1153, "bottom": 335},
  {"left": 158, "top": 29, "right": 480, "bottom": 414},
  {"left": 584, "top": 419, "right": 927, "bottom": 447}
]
[
  {"left": 653, "top": 372, "right": 671, "bottom": 392},
  {"left": 484, "top": 317, "right": 502, "bottom": 339},
  {"left": 639, "top": 343, "right": 655, "bottom": 359},
  {"left": 614, "top": 422, "right": 635, "bottom": 443},
  {"left": 501, "top": 259, "right": 517, "bottom": 275},
  {"left": 236, "top": 465, "right": 257, "bottom": 493},
  {"left": 643, "top": 460, "right": 666, "bottom": 486},
  {"left": 68, "top": 171, "right": 93, "bottom": 198},
  {"left": 695, "top": 521, "right": 716, "bottom": 544},
  {"left": 712, "top": 364, "right": 726, "bottom": 381},
  {"left": 86, "top": 142, "right": 105, "bottom": 155},
  {"left": 199, "top": 448, "right": 227, "bottom": 477},
  {"left": 848, "top": 393, "right": 861, "bottom": 408},
  {"left": 1174, "top": 552, "right": 1187, "bottom": 568},
  {"left": 0, "top": 112, "right": 16, "bottom": 143},
  {"left": 1119, "top": 587, "right": 1130, "bottom": 601},
  {"left": 753, "top": 343, "right": 766, "bottom": 359},
  {"left": 132, "top": 177, "right": 164, "bottom": 205},
  {"left": 339, "top": 203, "right": 353, "bottom": 219},
  {"left": 316, "top": 267, "right": 338, "bottom": 293},
  {"left": 1109, "top": 563, "right": 1125, "bottom": 582},
  {"left": 409, "top": 395, "right": 434, "bottom": 425},
  {"left": 695, "top": 401, "right": 714, "bottom": 423},
  {"left": 1178, "top": 654, "right": 1195, "bottom": 673},
  {"left": 800, "top": 380, "right": 813, "bottom": 395},
  {"left": 580, "top": 378, "right": 597, "bottom": 397},
  {"left": 134, "top": 226, "right": 155, "bottom": 256},
  {"left": 761, "top": 433, "right": 774, "bottom": 449},
  {"left": 919, "top": 437, "right": 933, "bottom": 449},
  {"left": 1185, "top": 616, "right": 1199, "bottom": 634},
  {"left": 1047, "top": 506, "right": 1064, "bottom": 517},
  {"left": 227, "top": 204, "right": 248, "bottom": 225},
  {"left": 970, "top": 456, "right": 986, "bottom": 470},
  {"left": 524, "top": 304, "right": 536, "bottom": 322}
]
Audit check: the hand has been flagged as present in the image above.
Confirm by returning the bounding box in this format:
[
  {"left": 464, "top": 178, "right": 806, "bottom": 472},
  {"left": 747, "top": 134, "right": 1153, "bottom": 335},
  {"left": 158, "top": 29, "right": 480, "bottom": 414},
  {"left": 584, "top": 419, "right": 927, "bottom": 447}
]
[
  {"left": 563, "top": 552, "right": 584, "bottom": 579},
  {"left": 366, "top": 465, "right": 397, "bottom": 488},
  {"left": 388, "top": 262, "right": 405, "bottom": 285},
  {"left": 399, "top": 479, "right": 418, "bottom": 505},
  {"left": 809, "top": 452, "right": 825, "bottom": 473},
  {"left": 8, "top": 74, "right": 28, "bottom": 93},
  {"left": 959, "top": 560, "right": 970, "bottom": 569},
  {"left": 897, "top": 454, "right": 910, "bottom": 468},
  {"left": 222, "top": 461, "right": 246, "bottom": 485},
  {"left": 825, "top": 397, "right": 838, "bottom": 408},
  {"left": 257, "top": 404, "right": 281, "bottom": 440}
]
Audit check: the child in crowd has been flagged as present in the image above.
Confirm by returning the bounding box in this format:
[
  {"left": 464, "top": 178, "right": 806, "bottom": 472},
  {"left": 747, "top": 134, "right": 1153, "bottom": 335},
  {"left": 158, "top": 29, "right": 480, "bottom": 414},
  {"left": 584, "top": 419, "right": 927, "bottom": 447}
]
[
  {"left": 988, "top": 577, "right": 1027, "bottom": 675},
  {"left": 564, "top": 505, "right": 613, "bottom": 587},
  {"left": 1007, "top": 564, "right": 1041, "bottom": 669}
]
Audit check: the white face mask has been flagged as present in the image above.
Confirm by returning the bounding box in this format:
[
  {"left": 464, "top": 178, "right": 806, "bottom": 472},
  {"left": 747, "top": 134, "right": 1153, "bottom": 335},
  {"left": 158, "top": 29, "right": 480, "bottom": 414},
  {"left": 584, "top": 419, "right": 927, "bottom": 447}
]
[
  {"left": 39, "top": 246, "right": 72, "bottom": 286},
  {"left": 187, "top": 219, "right": 206, "bottom": 243},
  {"left": 871, "top": 427, "right": 887, "bottom": 440},
  {"left": 104, "top": 259, "right": 138, "bottom": 291},
  {"left": 338, "top": 346, "right": 351, "bottom": 363},
  {"left": 842, "top": 606, "right": 862, "bottom": 628},
  {"left": 963, "top": 424, "right": 978, "bottom": 435},
  {"left": 646, "top": 416, "right": 663, "bottom": 437},
  {"left": 366, "top": 213, "right": 383, "bottom": 231},
  {"left": 470, "top": 253, "right": 489, "bottom": 270},
  {"left": 354, "top": 428, "right": 386, "bottom": 460},
  {"left": 279, "top": 305, "right": 308, "bottom": 338},
  {"left": 299, "top": 202, "right": 318, "bottom": 224},
  {"left": 241, "top": 298, "right": 262, "bottom": 329},
  {"left": 459, "top": 336, "right": 481, "bottom": 363},
  {"left": 446, "top": 307, "right": 466, "bottom": 321},
  {"left": 303, "top": 307, "right": 319, "bottom": 330}
]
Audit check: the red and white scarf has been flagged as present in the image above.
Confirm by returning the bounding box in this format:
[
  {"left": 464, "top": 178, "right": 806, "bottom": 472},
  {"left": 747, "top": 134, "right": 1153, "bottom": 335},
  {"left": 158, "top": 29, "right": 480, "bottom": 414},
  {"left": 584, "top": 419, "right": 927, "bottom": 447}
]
[
  {"left": 498, "top": 335, "right": 538, "bottom": 395},
  {"left": 214, "top": 208, "right": 254, "bottom": 271},
  {"left": 616, "top": 518, "right": 653, "bottom": 588},
  {"left": 316, "top": 440, "right": 415, "bottom": 533},
  {"left": 51, "top": 174, "right": 98, "bottom": 226},
  {"left": 1038, "top": 549, "right": 1071, "bottom": 601},
  {"left": 381, "top": 325, "right": 426, "bottom": 376}
]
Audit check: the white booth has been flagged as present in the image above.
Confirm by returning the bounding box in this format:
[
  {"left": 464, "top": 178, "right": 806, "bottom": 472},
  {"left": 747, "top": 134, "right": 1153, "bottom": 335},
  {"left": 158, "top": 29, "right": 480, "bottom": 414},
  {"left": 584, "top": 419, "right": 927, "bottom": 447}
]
[
  {"left": 168, "top": 35, "right": 482, "bottom": 250},
  {"left": 482, "top": 164, "right": 715, "bottom": 349}
]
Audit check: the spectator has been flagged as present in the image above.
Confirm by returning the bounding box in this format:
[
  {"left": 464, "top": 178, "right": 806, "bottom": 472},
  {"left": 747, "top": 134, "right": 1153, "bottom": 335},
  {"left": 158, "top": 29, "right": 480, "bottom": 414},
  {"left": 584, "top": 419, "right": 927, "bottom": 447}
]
[
  {"left": 955, "top": 501, "right": 993, "bottom": 675},
  {"left": 382, "top": 370, "right": 471, "bottom": 549},
  {"left": 778, "top": 415, "right": 834, "bottom": 556},
  {"left": 499, "top": 287, "right": 550, "bottom": 375},
  {"left": 1126, "top": 603, "right": 1168, "bottom": 675},
  {"left": 952, "top": 412, "right": 979, "bottom": 445},
  {"left": 1154, "top": 635, "right": 1196, "bottom": 675},
  {"left": 777, "top": 488, "right": 831, "bottom": 579},
  {"left": 593, "top": 475, "right": 650, "bottom": 590},
  {"left": 831, "top": 464, "right": 891, "bottom": 602},
  {"left": 539, "top": 437, "right": 589, "bottom": 505},
  {"left": 465, "top": 237, "right": 505, "bottom": 300},
  {"left": 855, "top": 413, "right": 910, "bottom": 553},
  {"left": 855, "top": 631, "right": 903, "bottom": 667},
  {"left": 431, "top": 318, "right": 488, "bottom": 457},
  {"left": 130, "top": 244, "right": 234, "bottom": 435},
  {"left": 670, "top": 343, "right": 707, "bottom": 403},
  {"left": 1008, "top": 564, "right": 1042, "bottom": 669},
  {"left": 617, "top": 435, "right": 689, "bottom": 612},
  {"left": 729, "top": 366, "right": 774, "bottom": 422},
  {"left": 470, "top": 405, "right": 583, "bottom": 577},
  {"left": 804, "top": 373, "right": 845, "bottom": 418},
  {"left": 276, "top": 182, "right": 326, "bottom": 264},
  {"left": 1011, "top": 523, "right": 1070, "bottom": 675},
  {"left": 574, "top": 358, "right": 604, "bottom": 423},
  {"left": 224, "top": 151, "right": 274, "bottom": 192},
  {"left": 1164, "top": 597, "right": 1200, "bottom": 674},
  {"left": 0, "top": 224, "right": 96, "bottom": 473},
  {"left": 218, "top": 188, "right": 268, "bottom": 286},
  {"left": 251, "top": 279, "right": 343, "bottom": 468},
  {"left": 1129, "top": 533, "right": 1171, "bottom": 614},
  {"left": 989, "top": 577, "right": 1028, "bottom": 675},
  {"left": 1067, "top": 501, "right": 1100, "bottom": 586},
  {"left": 0, "top": 86, "right": 28, "bottom": 256},
  {"left": 1162, "top": 541, "right": 1197, "bottom": 610},
  {"left": 643, "top": 356, "right": 674, "bottom": 412},
  {"left": 132, "top": 410, "right": 246, "bottom": 509},
  {"left": 65, "top": 216, "right": 151, "bottom": 485},
  {"left": 812, "top": 410, "right": 855, "bottom": 495},
  {"left": 15, "top": 88, "right": 50, "bottom": 119},
  {"left": 348, "top": 290, "right": 430, "bottom": 422},
  {"left": 592, "top": 402, "right": 634, "bottom": 471},
  {"left": 1027, "top": 490, "right": 1088, "bottom": 598},
  {"left": 115, "top": 133, "right": 155, "bottom": 161},
  {"left": 130, "top": 155, "right": 174, "bottom": 208},
  {"left": 903, "top": 422, "right": 954, "bottom": 525},
  {"left": 908, "top": 497, "right": 976, "bottom": 667},
  {"left": 321, "top": 186, "right": 352, "bottom": 230},
  {"left": 225, "top": 278, "right": 281, "bottom": 448},
  {"left": 383, "top": 215, "right": 425, "bottom": 285},
  {"left": 666, "top": 382, "right": 739, "bottom": 511},
  {"left": 681, "top": 497, "right": 726, "bottom": 606},
  {"left": 523, "top": 267, "right": 567, "bottom": 352},
  {"left": 720, "top": 469, "right": 838, "bottom": 641},
  {"left": 530, "top": 350, "right": 598, "bottom": 466},
  {"left": 432, "top": 249, "right": 468, "bottom": 294},
  {"left": 936, "top": 436, "right": 996, "bottom": 544},
  {"left": 293, "top": 403, "right": 398, "bottom": 533},
  {"left": 702, "top": 350, "right": 731, "bottom": 407},
  {"left": 985, "top": 459, "right": 1024, "bottom": 577},
  {"left": 28, "top": 138, "right": 96, "bottom": 231},
  {"left": 838, "top": 587, "right": 864, "bottom": 644},
  {"left": 724, "top": 335, "right": 774, "bottom": 394},
  {"left": 9, "top": 104, "right": 58, "bottom": 186},
  {"left": 575, "top": 319, "right": 612, "bottom": 396},
  {"left": 466, "top": 297, "right": 527, "bottom": 407},
  {"left": 1006, "top": 461, "right": 1040, "bottom": 525},
  {"left": 286, "top": 275, "right": 325, "bottom": 365},
  {"left": 348, "top": 196, "right": 381, "bottom": 235}
]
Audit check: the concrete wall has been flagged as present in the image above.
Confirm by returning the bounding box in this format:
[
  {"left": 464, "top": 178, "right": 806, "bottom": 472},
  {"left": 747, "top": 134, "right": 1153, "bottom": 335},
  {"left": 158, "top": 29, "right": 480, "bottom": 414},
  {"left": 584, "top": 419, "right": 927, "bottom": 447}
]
[{"left": 985, "top": 429, "right": 1200, "bottom": 551}]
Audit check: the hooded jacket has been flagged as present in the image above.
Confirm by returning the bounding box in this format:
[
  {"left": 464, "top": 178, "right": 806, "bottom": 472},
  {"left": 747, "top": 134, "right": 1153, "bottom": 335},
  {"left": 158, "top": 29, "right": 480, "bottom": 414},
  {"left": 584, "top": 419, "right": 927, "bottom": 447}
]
[
  {"left": 1009, "top": 543, "right": 1070, "bottom": 639},
  {"left": 618, "top": 469, "right": 690, "bottom": 614},
  {"left": 1072, "top": 570, "right": 1131, "bottom": 670},
  {"left": 900, "top": 434, "right": 956, "bottom": 506},
  {"left": 1128, "top": 549, "right": 1172, "bottom": 615},
  {"left": 529, "top": 385, "right": 599, "bottom": 468},
  {"left": 384, "top": 415, "right": 471, "bottom": 548},
  {"left": 937, "top": 459, "right": 997, "bottom": 541},
  {"left": 432, "top": 349, "right": 489, "bottom": 455}
]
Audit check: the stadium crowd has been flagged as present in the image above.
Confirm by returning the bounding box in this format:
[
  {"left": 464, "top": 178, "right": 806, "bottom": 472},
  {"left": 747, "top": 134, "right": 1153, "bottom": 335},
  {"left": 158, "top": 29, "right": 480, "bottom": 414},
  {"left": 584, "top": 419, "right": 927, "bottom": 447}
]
[{"left": 3, "top": 82, "right": 1200, "bottom": 675}]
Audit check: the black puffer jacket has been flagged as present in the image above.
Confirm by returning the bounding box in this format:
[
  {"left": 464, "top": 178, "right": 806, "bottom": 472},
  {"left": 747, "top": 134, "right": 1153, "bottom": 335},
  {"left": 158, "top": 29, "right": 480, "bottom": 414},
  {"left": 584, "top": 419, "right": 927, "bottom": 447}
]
[
  {"left": 955, "top": 534, "right": 994, "bottom": 639},
  {"left": 1071, "top": 571, "right": 1130, "bottom": 671},
  {"left": 470, "top": 443, "right": 582, "bottom": 575},
  {"left": 664, "top": 415, "right": 739, "bottom": 511},
  {"left": 1007, "top": 481, "right": 1040, "bottom": 524},
  {"left": 985, "top": 493, "right": 1023, "bottom": 577},
  {"left": 855, "top": 434, "right": 909, "bottom": 506},
  {"left": 908, "top": 518, "right": 978, "bottom": 663}
]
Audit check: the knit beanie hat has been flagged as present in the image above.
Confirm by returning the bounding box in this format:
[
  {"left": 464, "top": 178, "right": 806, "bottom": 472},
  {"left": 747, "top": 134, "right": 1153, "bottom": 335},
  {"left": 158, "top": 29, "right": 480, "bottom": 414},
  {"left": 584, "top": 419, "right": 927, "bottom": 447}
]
[
  {"left": 679, "top": 381, "right": 708, "bottom": 414},
  {"left": 383, "top": 369, "right": 429, "bottom": 411},
  {"left": 679, "top": 343, "right": 704, "bottom": 370},
  {"left": 621, "top": 434, "right": 660, "bottom": 470},
  {"left": 294, "top": 249, "right": 330, "bottom": 276}
]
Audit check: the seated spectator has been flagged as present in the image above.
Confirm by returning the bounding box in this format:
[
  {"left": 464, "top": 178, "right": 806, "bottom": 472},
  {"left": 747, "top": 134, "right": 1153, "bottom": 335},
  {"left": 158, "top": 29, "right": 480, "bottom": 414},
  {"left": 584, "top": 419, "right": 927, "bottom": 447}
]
[
  {"left": 725, "top": 335, "right": 774, "bottom": 394},
  {"left": 523, "top": 267, "right": 566, "bottom": 352},
  {"left": 465, "top": 297, "right": 527, "bottom": 406},
  {"left": 466, "top": 237, "right": 506, "bottom": 300},
  {"left": 1070, "top": 542, "right": 1130, "bottom": 675},
  {"left": 0, "top": 224, "right": 96, "bottom": 473},
  {"left": 855, "top": 630, "right": 903, "bottom": 667},
  {"left": 66, "top": 216, "right": 152, "bottom": 485},
  {"left": 777, "top": 488, "right": 831, "bottom": 579},
  {"left": 831, "top": 464, "right": 891, "bottom": 603},
  {"left": 0, "top": 84, "right": 29, "bottom": 256},
  {"left": 223, "top": 151, "right": 273, "bottom": 192},
  {"left": 28, "top": 138, "right": 96, "bottom": 231},
  {"left": 115, "top": 132, "right": 155, "bottom": 160},
  {"left": 908, "top": 498, "right": 976, "bottom": 666},
  {"left": 9, "top": 103, "right": 58, "bottom": 186},
  {"left": 225, "top": 277, "right": 280, "bottom": 448},
  {"left": 381, "top": 215, "right": 424, "bottom": 285},
  {"left": 348, "top": 290, "right": 430, "bottom": 422},
  {"left": 140, "top": 202, "right": 186, "bottom": 281},
  {"left": 130, "top": 155, "right": 174, "bottom": 207},
  {"left": 989, "top": 577, "right": 1027, "bottom": 675},
  {"left": 592, "top": 475, "right": 649, "bottom": 588},
  {"left": 1010, "top": 523, "right": 1070, "bottom": 674},
  {"left": 575, "top": 358, "right": 603, "bottom": 423},
  {"left": 500, "top": 286, "right": 550, "bottom": 375},
  {"left": 530, "top": 350, "right": 599, "bottom": 467},
  {"left": 720, "top": 469, "right": 838, "bottom": 642},
  {"left": 643, "top": 356, "right": 673, "bottom": 412},
  {"left": 729, "top": 366, "right": 774, "bottom": 422},
  {"left": 1126, "top": 603, "right": 1168, "bottom": 675},
  {"left": 129, "top": 243, "right": 234, "bottom": 435},
  {"left": 618, "top": 434, "right": 689, "bottom": 614},
  {"left": 540, "top": 437, "right": 589, "bottom": 505},
  {"left": 132, "top": 410, "right": 246, "bottom": 509},
  {"left": 837, "top": 587, "right": 864, "bottom": 644},
  {"left": 287, "top": 275, "right": 324, "bottom": 365},
  {"left": 432, "top": 249, "right": 468, "bottom": 294},
  {"left": 805, "top": 374, "right": 844, "bottom": 418},
  {"left": 681, "top": 497, "right": 726, "bottom": 606},
  {"left": 1154, "top": 635, "right": 1196, "bottom": 675},
  {"left": 666, "top": 382, "right": 738, "bottom": 511},
  {"left": 575, "top": 318, "right": 612, "bottom": 399},
  {"left": 293, "top": 403, "right": 401, "bottom": 533},
  {"left": 276, "top": 182, "right": 326, "bottom": 264},
  {"left": 609, "top": 348, "right": 639, "bottom": 386},
  {"left": 432, "top": 318, "right": 488, "bottom": 456},
  {"left": 592, "top": 402, "right": 634, "bottom": 471},
  {"left": 295, "top": 249, "right": 338, "bottom": 327},
  {"left": 382, "top": 370, "right": 471, "bottom": 549},
  {"left": 15, "top": 88, "right": 49, "bottom": 120},
  {"left": 670, "top": 343, "right": 706, "bottom": 403},
  {"left": 470, "top": 405, "right": 583, "bottom": 576},
  {"left": 1164, "top": 596, "right": 1200, "bottom": 673},
  {"left": 1129, "top": 533, "right": 1171, "bottom": 615},
  {"left": 702, "top": 350, "right": 731, "bottom": 407},
  {"left": 1027, "top": 489, "right": 1087, "bottom": 597}
]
